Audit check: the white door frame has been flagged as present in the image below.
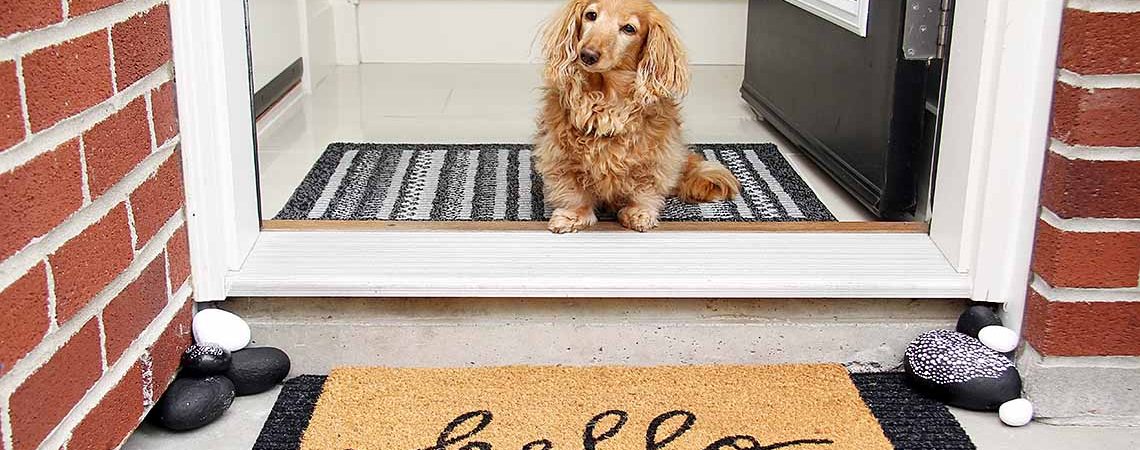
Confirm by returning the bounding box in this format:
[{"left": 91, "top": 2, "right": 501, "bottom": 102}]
[
  {"left": 170, "top": 0, "right": 261, "bottom": 301},
  {"left": 929, "top": 0, "right": 1065, "bottom": 328},
  {"left": 170, "top": 0, "right": 1065, "bottom": 330}
]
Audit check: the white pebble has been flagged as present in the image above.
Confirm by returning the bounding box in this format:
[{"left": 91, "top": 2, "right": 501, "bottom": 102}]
[
  {"left": 978, "top": 325, "right": 1019, "bottom": 353},
  {"left": 192, "top": 309, "right": 251, "bottom": 352},
  {"left": 999, "top": 398, "right": 1034, "bottom": 427}
]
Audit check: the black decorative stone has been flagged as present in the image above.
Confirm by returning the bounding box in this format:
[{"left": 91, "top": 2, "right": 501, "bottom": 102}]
[
  {"left": 956, "top": 305, "right": 1003, "bottom": 338},
  {"left": 150, "top": 376, "right": 235, "bottom": 431},
  {"left": 225, "top": 347, "right": 291, "bottom": 396},
  {"left": 181, "top": 344, "right": 232, "bottom": 376},
  {"left": 904, "top": 329, "right": 1021, "bottom": 411}
]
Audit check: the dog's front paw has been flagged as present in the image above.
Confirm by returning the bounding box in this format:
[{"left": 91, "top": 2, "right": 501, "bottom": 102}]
[
  {"left": 548, "top": 208, "right": 597, "bottom": 234},
  {"left": 618, "top": 207, "right": 659, "bottom": 232}
]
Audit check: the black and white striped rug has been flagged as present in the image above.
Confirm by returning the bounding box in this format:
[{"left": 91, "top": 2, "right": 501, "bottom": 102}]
[{"left": 274, "top": 143, "right": 835, "bottom": 221}]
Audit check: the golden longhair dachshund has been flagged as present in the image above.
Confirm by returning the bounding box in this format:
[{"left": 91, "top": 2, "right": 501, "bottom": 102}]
[{"left": 534, "top": 0, "right": 740, "bottom": 233}]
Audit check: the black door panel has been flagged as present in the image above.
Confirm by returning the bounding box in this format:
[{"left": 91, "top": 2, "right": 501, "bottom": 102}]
[{"left": 742, "top": 0, "right": 939, "bottom": 220}]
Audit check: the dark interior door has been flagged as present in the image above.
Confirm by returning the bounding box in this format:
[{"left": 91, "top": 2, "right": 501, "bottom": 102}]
[{"left": 741, "top": 0, "right": 949, "bottom": 220}]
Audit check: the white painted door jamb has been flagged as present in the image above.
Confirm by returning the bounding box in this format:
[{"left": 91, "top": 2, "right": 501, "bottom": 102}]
[
  {"left": 930, "top": 0, "right": 1065, "bottom": 330},
  {"left": 169, "top": 0, "right": 261, "bottom": 301}
]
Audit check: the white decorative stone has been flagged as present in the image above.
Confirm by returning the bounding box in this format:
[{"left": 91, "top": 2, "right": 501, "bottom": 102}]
[
  {"left": 999, "top": 398, "right": 1034, "bottom": 427},
  {"left": 192, "top": 309, "right": 251, "bottom": 352},
  {"left": 978, "top": 325, "right": 1019, "bottom": 353}
]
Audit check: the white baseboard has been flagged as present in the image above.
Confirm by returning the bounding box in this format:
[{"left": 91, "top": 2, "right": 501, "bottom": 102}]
[{"left": 254, "top": 84, "right": 305, "bottom": 139}]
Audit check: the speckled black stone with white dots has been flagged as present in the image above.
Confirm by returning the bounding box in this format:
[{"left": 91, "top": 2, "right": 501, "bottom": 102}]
[
  {"left": 903, "top": 329, "right": 1022, "bottom": 411},
  {"left": 906, "top": 329, "right": 1013, "bottom": 383},
  {"left": 181, "top": 343, "right": 232, "bottom": 376},
  {"left": 185, "top": 344, "right": 227, "bottom": 359}
]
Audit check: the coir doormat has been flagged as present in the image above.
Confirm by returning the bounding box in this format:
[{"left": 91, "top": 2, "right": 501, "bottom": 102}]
[
  {"left": 273, "top": 143, "right": 836, "bottom": 222},
  {"left": 253, "top": 365, "right": 974, "bottom": 450}
]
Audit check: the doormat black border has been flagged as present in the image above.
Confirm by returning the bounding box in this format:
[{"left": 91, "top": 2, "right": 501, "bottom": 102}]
[{"left": 252, "top": 372, "right": 974, "bottom": 450}]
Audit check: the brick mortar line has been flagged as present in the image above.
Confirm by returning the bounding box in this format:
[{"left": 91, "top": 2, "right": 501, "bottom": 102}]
[
  {"left": 1, "top": 394, "right": 9, "bottom": 450},
  {"left": 145, "top": 91, "right": 157, "bottom": 152},
  {"left": 1057, "top": 69, "right": 1140, "bottom": 89},
  {"left": 0, "top": 141, "right": 178, "bottom": 292},
  {"left": 1066, "top": 0, "right": 1140, "bottom": 13},
  {"left": 1040, "top": 207, "right": 1140, "bottom": 232},
  {"left": 163, "top": 251, "right": 173, "bottom": 301},
  {"left": 0, "top": 63, "right": 172, "bottom": 175},
  {"left": 107, "top": 28, "right": 118, "bottom": 95},
  {"left": 14, "top": 59, "right": 30, "bottom": 139},
  {"left": 1031, "top": 275, "right": 1140, "bottom": 302},
  {"left": 140, "top": 352, "right": 154, "bottom": 406},
  {"left": 0, "top": 0, "right": 166, "bottom": 61},
  {"left": 44, "top": 260, "right": 58, "bottom": 332},
  {"left": 125, "top": 200, "right": 140, "bottom": 251},
  {"left": 96, "top": 316, "right": 109, "bottom": 372},
  {"left": 37, "top": 281, "right": 193, "bottom": 450},
  {"left": 1023, "top": 345, "right": 1140, "bottom": 369},
  {"left": 77, "top": 139, "right": 92, "bottom": 205},
  {"left": 0, "top": 210, "right": 186, "bottom": 397},
  {"left": 1050, "top": 139, "right": 1140, "bottom": 161}
]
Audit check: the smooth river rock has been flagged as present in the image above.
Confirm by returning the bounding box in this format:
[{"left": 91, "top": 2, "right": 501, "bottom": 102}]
[
  {"left": 225, "top": 347, "right": 291, "bottom": 396},
  {"left": 150, "top": 376, "right": 235, "bottom": 431}
]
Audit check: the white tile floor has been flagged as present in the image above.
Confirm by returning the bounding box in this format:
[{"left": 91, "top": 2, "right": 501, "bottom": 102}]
[{"left": 254, "top": 64, "right": 873, "bottom": 221}]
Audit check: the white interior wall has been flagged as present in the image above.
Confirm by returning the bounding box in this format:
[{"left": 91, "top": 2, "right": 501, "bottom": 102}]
[
  {"left": 251, "top": 0, "right": 745, "bottom": 92},
  {"left": 302, "top": 0, "right": 337, "bottom": 89},
  {"left": 248, "top": 0, "right": 336, "bottom": 94},
  {"left": 331, "top": 0, "right": 362, "bottom": 65},
  {"left": 349, "top": 0, "right": 749, "bottom": 65},
  {"left": 248, "top": 0, "right": 305, "bottom": 91}
]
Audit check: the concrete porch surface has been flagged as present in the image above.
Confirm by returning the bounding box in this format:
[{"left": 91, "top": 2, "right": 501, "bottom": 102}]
[
  {"left": 122, "top": 385, "right": 1140, "bottom": 449},
  {"left": 122, "top": 298, "right": 1139, "bottom": 448}
]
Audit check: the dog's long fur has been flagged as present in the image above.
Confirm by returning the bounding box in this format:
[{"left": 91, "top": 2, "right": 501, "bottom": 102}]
[{"left": 534, "top": 0, "right": 740, "bottom": 232}]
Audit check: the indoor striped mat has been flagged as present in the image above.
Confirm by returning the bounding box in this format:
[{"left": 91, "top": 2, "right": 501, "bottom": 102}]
[{"left": 274, "top": 143, "right": 835, "bottom": 222}]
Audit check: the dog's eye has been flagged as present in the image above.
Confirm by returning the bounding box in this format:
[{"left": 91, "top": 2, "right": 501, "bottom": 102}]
[
  {"left": 585, "top": 11, "right": 597, "bottom": 21},
  {"left": 621, "top": 24, "right": 636, "bottom": 34}
]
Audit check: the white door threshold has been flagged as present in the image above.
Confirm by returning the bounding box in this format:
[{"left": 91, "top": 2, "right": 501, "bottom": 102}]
[{"left": 225, "top": 230, "right": 971, "bottom": 298}]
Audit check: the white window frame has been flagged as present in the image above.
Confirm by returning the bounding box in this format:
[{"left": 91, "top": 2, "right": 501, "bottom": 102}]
[
  {"left": 783, "top": 0, "right": 871, "bottom": 37},
  {"left": 170, "top": 0, "right": 1064, "bottom": 331}
]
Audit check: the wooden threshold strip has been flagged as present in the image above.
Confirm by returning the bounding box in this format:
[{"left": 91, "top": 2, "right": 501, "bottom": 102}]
[{"left": 261, "top": 220, "right": 928, "bottom": 233}]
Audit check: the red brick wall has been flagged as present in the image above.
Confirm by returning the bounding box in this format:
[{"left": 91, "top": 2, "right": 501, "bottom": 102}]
[
  {"left": 0, "top": 1, "right": 193, "bottom": 449},
  {"left": 1023, "top": 3, "right": 1140, "bottom": 357}
]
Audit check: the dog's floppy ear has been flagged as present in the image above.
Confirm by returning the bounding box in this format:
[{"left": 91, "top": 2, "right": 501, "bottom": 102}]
[
  {"left": 542, "top": 0, "right": 588, "bottom": 87},
  {"left": 635, "top": 13, "right": 690, "bottom": 105}
]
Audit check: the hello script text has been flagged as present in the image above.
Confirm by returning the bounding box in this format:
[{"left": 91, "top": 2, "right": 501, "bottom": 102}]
[{"left": 417, "top": 410, "right": 834, "bottom": 450}]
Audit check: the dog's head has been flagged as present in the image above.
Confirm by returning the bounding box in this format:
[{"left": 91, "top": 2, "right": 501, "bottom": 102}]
[{"left": 542, "top": 0, "right": 689, "bottom": 104}]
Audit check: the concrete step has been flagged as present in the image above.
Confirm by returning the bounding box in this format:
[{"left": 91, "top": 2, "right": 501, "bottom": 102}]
[{"left": 219, "top": 297, "right": 967, "bottom": 374}]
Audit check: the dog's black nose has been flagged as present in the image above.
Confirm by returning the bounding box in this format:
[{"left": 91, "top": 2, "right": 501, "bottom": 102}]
[{"left": 580, "top": 49, "right": 600, "bottom": 66}]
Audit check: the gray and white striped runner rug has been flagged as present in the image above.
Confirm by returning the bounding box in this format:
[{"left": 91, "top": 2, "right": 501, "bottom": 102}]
[{"left": 274, "top": 143, "right": 835, "bottom": 221}]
